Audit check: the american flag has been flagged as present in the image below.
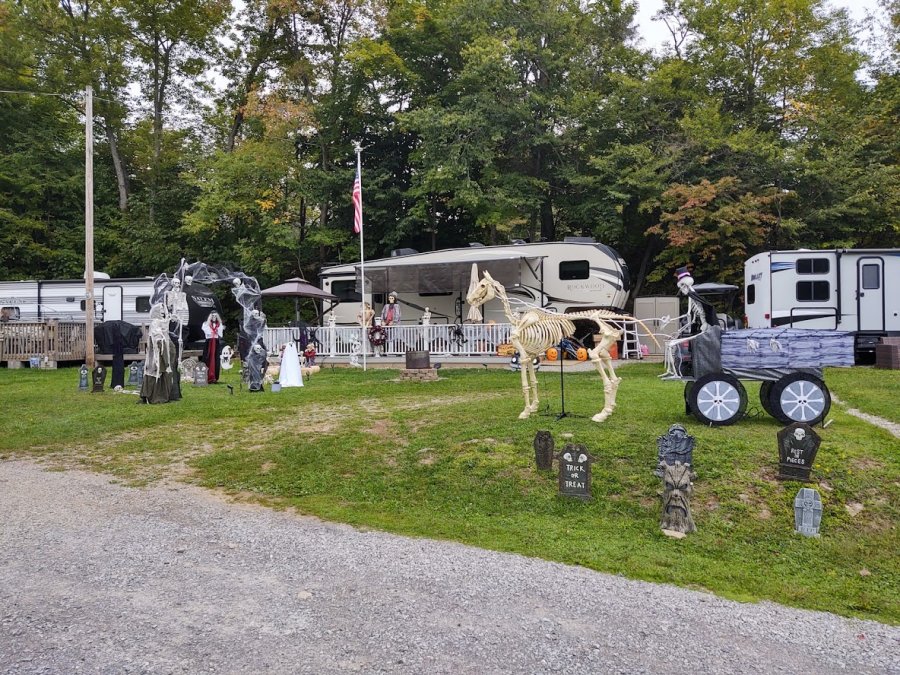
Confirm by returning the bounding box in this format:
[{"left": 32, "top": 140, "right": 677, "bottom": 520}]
[{"left": 352, "top": 164, "right": 363, "bottom": 234}]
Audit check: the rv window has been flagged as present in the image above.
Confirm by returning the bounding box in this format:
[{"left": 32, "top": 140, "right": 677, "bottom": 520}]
[
  {"left": 332, "top": 280, "right": 361, "bottom": 303},
  {"left": 747, "top": 284, "right": 756, "bottom": 305},
  {"left": 80, "top": 300, "right": 86, "bottom": 311},
  {"left": 0, "top": 307, "right": 20, "bottom": 321},
  {"left": 796, "top": 258, "right": 829, "bottom": 274},
  {"left": 136, "top": 296, "right": 152, "bottom": 313},
  {"left": 861, "top": 264, "right": 880, "bottom": 290},
  {"left": 559, "top": 260, "right": 590, "bottom": 280},
  {"left": 796, "top": 281, "right": 829, "bottom": 302}
]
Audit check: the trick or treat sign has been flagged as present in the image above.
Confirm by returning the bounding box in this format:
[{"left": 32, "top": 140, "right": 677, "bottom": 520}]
[{"left": 557, "top": 443, "right": 594, "bottom": 501}]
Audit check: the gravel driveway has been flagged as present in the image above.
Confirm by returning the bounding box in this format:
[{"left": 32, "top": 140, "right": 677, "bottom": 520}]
[{"left": 1, "top": 460, "right": 897, "bottom": 674}]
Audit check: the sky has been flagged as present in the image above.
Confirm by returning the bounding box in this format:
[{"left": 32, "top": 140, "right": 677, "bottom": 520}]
[{"left": 632, "top": 0, "right": 882, "bottom": 54}]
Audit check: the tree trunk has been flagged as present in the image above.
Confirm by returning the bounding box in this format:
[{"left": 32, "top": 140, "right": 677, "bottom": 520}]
[
  {"left": 539, "top": 195, "right": 555, "bottom": 243},
  {"left": 225, "top": 22, "right": 275, "bottom": 152},
  {"left": 628, "top": 235, "right": 661, "bottom": 308},
  {"left": 104, "top": 121, "right": 129, "bottom": 211}
]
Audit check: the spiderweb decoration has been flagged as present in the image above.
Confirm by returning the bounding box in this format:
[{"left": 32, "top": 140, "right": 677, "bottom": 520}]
[{"left": 147, "top": 259, "right": 269, "bottom": 392}]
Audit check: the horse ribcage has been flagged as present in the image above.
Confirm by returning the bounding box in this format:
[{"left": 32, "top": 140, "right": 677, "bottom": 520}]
[{"left": 512, "top": 309, "right": 631, "bottom": 356}]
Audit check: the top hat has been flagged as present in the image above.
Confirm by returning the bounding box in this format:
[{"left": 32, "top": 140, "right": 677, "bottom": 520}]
[{"left": 675, "top": 266, "right": 692, "bottom": 281}]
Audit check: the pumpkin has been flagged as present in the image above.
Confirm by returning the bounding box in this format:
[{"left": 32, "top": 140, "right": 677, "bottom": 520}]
[{"left": 546, "top": 347, "right": 559, "bottom": 361}]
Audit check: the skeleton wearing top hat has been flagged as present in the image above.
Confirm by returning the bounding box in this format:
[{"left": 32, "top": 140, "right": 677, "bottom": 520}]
[{"left": 674, "top": 266, "right": 718, "bottom": 333}]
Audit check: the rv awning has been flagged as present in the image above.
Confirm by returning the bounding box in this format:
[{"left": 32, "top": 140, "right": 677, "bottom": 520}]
[{"left": 355, "top": 255, "right": 544, "bottom": 294}]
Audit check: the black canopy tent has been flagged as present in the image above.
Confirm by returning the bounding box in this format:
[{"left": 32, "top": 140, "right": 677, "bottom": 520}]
[
  {"left": 260, "top": 277, "right": 339, "bottom": 323},
  {"left": 354, "top": 255, "right": 545, "bottom": 295}
]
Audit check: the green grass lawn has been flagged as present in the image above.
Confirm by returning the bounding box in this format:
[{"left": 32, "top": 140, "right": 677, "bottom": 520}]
[{"left": 1, "top": 362, "right": 898, "bottom": 623}]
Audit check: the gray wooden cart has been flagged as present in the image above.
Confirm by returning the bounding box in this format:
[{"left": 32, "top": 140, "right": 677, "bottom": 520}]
[{"left": 670, "top": 328, "right": 854, "bottom": 427}]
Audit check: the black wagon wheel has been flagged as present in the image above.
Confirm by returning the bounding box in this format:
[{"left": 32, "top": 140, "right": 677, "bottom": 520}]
[
  {"left": 683, "top": 381, "right": 695, "bottom": 415},
  {"left": 759, "top": 381, "right": 777, "bottom": 417},
  {"left": 769, "top": 373, "right": 831, "bottom": 426},
  {"left": 689, "top": 372, "right": 748, "bottom": 426}
]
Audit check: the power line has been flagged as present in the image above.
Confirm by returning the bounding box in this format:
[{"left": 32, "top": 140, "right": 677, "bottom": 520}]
[{"left": 0, "top": 89, "right": 117, "bottom": 103}]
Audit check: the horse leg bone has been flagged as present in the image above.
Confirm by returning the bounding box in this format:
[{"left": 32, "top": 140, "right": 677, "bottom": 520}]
[{"left": 526, "top": 355, "right": 540, "bottom": 412}]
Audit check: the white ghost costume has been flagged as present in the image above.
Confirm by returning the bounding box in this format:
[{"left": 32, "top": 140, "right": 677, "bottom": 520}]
[{"left": 279, "top": 342, "right": 304, "bottom": 387}]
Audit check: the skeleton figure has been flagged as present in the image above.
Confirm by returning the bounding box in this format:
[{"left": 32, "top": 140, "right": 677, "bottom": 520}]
[
  {"left": 662, "top": 266, "right": 718, "bottom": 378},
  {"left": 466, "top": 271, "right": 656, "bottom": 423},
  {"left": 660, "top": 462, "right": 696, "bottom": 534}
]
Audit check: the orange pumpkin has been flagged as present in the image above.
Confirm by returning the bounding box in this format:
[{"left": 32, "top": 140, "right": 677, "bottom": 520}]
[
  {"left": 546, "top": 347, "right": 559, "bottom": 361},
  {"left": 576, "top": 347, "right": 588, "bottom": 361}
]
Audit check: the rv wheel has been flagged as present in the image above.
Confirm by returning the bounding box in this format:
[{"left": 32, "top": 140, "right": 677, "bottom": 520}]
[
  {"left": 769, "top": 373, "right": 831, "bottom": 425},
  {"left": 689, "top": 373, "right": 747, "bottom": 426}
]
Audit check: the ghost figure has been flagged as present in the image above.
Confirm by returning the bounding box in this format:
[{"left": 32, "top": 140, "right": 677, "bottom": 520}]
[
  {"left": 220, "top": 345, "right": 234, "bottom": 370},
  {"left": 246, "top": 343, "right": 267, "bottom": 392}
]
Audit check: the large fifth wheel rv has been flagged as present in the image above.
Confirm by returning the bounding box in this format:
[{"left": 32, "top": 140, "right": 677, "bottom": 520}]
[
  {"left": 743, "top": 249, "right": 900, "bottom": 358},
  {"left": 0, "top": 275, "right": 157, "bottom": 324},
  {"left": 319, "top": 240, "right": 632, "bottom": 326}
]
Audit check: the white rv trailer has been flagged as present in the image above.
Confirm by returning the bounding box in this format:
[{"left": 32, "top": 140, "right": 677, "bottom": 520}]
[
  {"left": 744, "top": 248, "right": 900, "bottom": 356},
  {"left": 0, "top": 275, "right": 157, "bottom": 324},
  {"left": 318, "top": 241, "right": 631, "bottom": 326}
]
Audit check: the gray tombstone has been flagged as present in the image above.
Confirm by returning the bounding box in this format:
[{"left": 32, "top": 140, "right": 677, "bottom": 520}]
[
  {"left": 794, "top": 488, "right": 823, "bottom": 537},
  {"left": 655, "top": 423, "right": 695, "bottom": 477},
  {"left": 127, "top": 362, "right": 143, "bottom": 387},
  {"left": 193, "top": 362, "right": 209, "bottom": 387},
  {"left": 534, "top": 430, "right": 554, "bottom": 471},
  {"left": 78, "top": 364, "right": 89, "bottom": 391},
  {"left": 777, "top": 422, "right": 820, "bottom": 481},
  {"left": 557, "top": 443, "right": 593, "bottom": 500},
  {"left": 91, "top": 366, "right": 106, "bottom": 393}
]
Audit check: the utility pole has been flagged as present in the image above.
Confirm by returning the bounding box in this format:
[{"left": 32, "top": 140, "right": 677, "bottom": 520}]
[{"left": 84, "top": 85, "right": 95, "bottom": 368}]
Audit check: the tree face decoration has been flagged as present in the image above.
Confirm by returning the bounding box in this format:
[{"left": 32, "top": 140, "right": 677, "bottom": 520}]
[{"left": 660, "top": 462, "right": 696, "bottom": 534}]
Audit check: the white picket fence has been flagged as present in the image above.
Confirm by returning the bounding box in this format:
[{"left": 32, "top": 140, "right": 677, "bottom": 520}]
[{"left": 263, "top": 321, "right": 645, "bottom": 359}]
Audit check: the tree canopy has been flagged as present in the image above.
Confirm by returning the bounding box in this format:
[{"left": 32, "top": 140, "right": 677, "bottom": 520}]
[{"left": 1, "top": 0, "right": 897, "bottom": 302}]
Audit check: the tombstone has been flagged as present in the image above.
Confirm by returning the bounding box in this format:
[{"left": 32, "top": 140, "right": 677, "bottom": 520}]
[
  {"left": 193, "top": 361, "right": 209, "bottom": 387},
  {"left": 777, "top": 422, "right": 820, "bottom": 481},
  {"left": 660, "top": 462, "right": 696, "bottom": 534},
  {"left": 127, "top": 362, "right": 144, "bottom": 387},
  {"left": 655, "top": 423, "right": 695, "bottom": 477},
  {"left": 91, "top": 365, "right": 107, "bottom": 393},
  {"left": 534, "top": 430, "right": 554, "bottom": 471},
  {"left": 557, "top": 443, "right": 594, "bottom": 500},
  {"left": 794, "top": 488, "right": 823, "bottom": 537},
  {"left": 78, "top": 364, "right": 90, "bottom": 392}
]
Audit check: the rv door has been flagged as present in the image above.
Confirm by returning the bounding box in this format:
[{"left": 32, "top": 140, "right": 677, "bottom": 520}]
[
  {"left": 857, "top": 257, "right": 885, "bottom": 331},
  {"left": 103, "top": 286, "right": 123, "bottom": 322}
]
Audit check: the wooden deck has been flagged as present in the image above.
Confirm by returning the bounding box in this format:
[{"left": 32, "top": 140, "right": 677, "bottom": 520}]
[{"left": 0, "top": 320, "right": 150, "bottom": 368}]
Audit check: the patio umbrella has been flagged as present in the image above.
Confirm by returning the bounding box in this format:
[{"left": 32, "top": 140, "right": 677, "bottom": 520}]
[
  {"left": 466, "top": 263, "right": 483, "bottom": 322},
  {"left": 260, "top": 278, "right": 338, "bottom": 323}
]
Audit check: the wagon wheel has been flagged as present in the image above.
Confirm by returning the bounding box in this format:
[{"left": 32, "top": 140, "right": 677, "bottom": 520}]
[
  {"left": 759, "top": 381, "right": 777, "bottom": 417},
  {"left": 683, "top": 381, "right": 695, "bottom": 415},
  {"left": 769, "top": 373, "right": 831, "bottom": 426},
  {"left": 689, "top": 372, "right": 748, "bottom": 426}
]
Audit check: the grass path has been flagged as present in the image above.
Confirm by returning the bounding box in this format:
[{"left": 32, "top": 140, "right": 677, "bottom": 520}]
[{"left": 1, "top": 363, "right": 898, "bottom": 623}]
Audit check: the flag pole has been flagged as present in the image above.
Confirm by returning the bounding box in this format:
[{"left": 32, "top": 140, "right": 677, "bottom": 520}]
[{"left": 353, "top": 141, "right": 367, "bottom": 372}]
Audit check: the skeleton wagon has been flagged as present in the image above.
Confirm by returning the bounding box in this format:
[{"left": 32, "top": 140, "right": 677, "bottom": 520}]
[{"left": 665, "top": 326, "right": 855, "bottom": 427}]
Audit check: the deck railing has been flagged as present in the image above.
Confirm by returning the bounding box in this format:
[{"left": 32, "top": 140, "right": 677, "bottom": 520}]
[
  {"left": 0, "top": 319, "right": 644, "bottom": 364},
  {"left": 263, "top": 321, "right": 645, "bottom": 359},
  {"left": 0, "top": 320, "right": 87, "bottom": 363}
]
